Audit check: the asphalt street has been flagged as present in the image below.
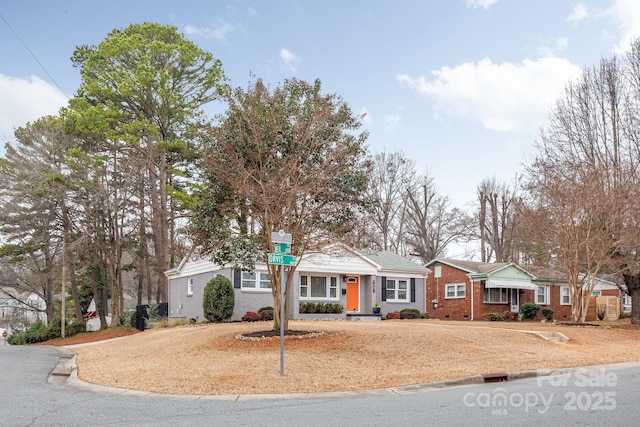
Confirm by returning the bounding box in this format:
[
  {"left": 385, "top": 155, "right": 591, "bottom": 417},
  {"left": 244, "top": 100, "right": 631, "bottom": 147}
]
[{"left": 1, "top": 344, "right": 639, "bottom": 426}]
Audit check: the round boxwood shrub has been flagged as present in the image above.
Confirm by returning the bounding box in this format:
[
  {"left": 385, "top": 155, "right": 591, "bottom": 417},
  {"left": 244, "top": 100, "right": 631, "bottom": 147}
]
[
  {"left": 541, "top": 306, "right": 554, "bottom": 321},
  {"left": 202, "top": 274, "right": 235, "bottom": 322},
  {"left": 242, "top": 311, "right": 260, "bottom": 322},
  {"left": 520, "top": 302, "right": 540, "bottom": 320},
  {"left": 260, "top": 309, "right": 274, "bottom": 321}
]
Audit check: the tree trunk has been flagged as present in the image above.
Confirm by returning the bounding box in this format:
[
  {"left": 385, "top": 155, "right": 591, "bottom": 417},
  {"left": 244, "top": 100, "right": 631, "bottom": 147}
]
[
  {"left": 69, "top": 261, "right": 83, "bottom": 322},
  {"left": 631, "top": 289, "right": 640, "bottom": 325},
  {"left": 622, "top": 273, "right": 640, "bottom": 325},
  {"left": 148, "top": 156, "right": 169, "bottom": 303}
]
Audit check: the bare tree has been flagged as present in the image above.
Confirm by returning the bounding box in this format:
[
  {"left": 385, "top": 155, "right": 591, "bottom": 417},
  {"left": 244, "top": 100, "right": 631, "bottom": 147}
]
[
  {"left": 476, "top": 176, "right": 521, "bottom": 263},
  {"left": 404, "top": 174, "right": 466, "bottom": 263},
  {"left": 364, "top": 150, "right": 414, "bottom": 253},
  {"left": 525, "top": 53, "right": 640, "bottom": 322}
]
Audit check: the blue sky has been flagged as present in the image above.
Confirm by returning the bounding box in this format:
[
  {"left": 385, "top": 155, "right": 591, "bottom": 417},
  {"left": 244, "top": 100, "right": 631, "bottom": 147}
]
[{"left": 1, "top": 0, "right": 640, "bottom": 210}]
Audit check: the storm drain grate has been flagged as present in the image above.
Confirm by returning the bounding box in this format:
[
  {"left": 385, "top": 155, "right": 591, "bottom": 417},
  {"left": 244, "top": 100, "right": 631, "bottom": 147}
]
[{"left": 482, "top": 373, "right": 508, "bottom": 383}]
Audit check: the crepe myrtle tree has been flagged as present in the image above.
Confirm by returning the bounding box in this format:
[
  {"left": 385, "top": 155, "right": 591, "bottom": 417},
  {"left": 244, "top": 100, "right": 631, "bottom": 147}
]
[{"left": 190, "top": 77, "right": 371, "bottom": 331}]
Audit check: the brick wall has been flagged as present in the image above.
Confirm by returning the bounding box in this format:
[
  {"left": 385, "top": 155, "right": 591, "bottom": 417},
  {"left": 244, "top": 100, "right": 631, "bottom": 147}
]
[{"left": 426, "top": 262, "right": 472, "bottom": 320}]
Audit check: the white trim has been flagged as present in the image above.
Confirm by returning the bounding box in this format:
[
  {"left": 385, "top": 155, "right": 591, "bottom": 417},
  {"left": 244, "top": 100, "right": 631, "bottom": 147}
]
[
  {"left": 560, "top": 286, "right": 571, "bottom": 305},
  {"left": 241, "top": 271, "right": 271, "bottom": 292},
  {"left": 445, "top": 283, "right": 466, "bottom": 299},
  {"left": 536, "top": 285, "right": 549, "bottom": 305},
  {"left": 299, "top": 274, "right": 340, "bottom": 300},
  {"left": 483, "top": 287, "right": 508, "bottom": 303},
  {"left": 385, "top": 277, "right": 410, "bottom": 302}
]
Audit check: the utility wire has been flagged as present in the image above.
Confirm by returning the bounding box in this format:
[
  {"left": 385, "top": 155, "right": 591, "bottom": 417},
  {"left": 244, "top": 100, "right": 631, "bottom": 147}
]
[{"left": 0, "top": 12, "right": 69, "bottom": 99}]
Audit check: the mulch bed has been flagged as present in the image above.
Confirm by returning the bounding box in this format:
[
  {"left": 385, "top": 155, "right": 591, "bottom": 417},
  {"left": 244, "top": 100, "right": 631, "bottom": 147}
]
[{"left": 236, "top": 329, "right": 324, "bottom": 341}]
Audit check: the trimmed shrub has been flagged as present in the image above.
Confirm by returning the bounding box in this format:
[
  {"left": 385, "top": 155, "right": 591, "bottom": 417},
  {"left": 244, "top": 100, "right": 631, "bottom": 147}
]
[
  {"left": 260, "top": 309, "right": 274, "bottom": 321},
  {"left": 299, "top": 302, "right": 311, "bottom": 313},
  {"left": 202, "top": 274, "right": 235, "bottom": 322},
  {"left": 520, "top": 302, "right": 540, "bottom": 320},
  {"left": 385, "top": 311, "right": 400, "bottom": 320},
  {"left": 328, "top": 303, "right": 344, "bottom": 314},
  {"left": 503, "top": 311, "right": 515, "bottom": 321},
  {"left": 421, "top": 312, "right": 430, "bottom": 319},
  {"left": 483, "top": 312, "right": 506, "bottom": 321},
  {"left": 242, "top": 311, "right": 260, "bottom": 322},
  {"left": 298, "top": 302, "right": 344, "bottom": 314},
  {"left": 400, "top": 311, "right": 420, "bottom": 319},
  {"left": 541, "top": 307, "right": 554, "bottom": 321},
  {"left": 258, "top": 306, "right": 273, "bottom": 313}
]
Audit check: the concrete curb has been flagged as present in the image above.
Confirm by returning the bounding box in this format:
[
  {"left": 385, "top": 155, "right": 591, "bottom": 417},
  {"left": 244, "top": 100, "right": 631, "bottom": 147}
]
[{"left": 48, "top": 347, "right": 640, "bottom": 401}]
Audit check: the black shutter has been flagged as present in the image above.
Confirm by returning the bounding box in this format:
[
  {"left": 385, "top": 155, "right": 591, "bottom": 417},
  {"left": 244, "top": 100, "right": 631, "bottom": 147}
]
[
  {"left": 381, "top": 276, "right": 387, "bottom": 301},
  {"left": 233, "top": 269, "right": 241, "bottom": 289},
  {"left": 410, "top": 278, "right": 416, "bottom": 302}
]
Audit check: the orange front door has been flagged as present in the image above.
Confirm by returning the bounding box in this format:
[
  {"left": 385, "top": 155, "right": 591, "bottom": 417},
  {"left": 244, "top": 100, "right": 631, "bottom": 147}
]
[{"left": 346, "top": 276, "right": 359, "bottom": 312}]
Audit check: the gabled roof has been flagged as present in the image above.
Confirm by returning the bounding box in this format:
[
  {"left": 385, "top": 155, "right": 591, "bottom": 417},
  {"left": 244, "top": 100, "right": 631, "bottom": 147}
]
[
  {"left": 358, "top": 249, "right": 430, "bottom": 275},
  {"left": 426, "top": 258, "right": 510, "bottom": 274},
  {"left": 526, "top": 265, "right": 567, "bottom": 283},
  {"left": 426, "top": 258, "right": 537, "bottom": 287},
  {"left": 167, "top": 248, "right": 429, "bottom": 279}
]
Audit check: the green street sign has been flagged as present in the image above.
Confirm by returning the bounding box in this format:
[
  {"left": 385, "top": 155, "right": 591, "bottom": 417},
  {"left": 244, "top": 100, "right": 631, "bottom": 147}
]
[
  {"left": 274, "top": 242, "right": 291, "bottom": 254},
  {"left": 268, "top": 253, "right": 297, "bottom": 266}
]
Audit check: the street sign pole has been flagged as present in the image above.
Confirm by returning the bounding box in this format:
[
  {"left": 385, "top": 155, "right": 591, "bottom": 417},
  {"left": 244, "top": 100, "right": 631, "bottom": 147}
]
[
  {"left": 280, "top": 263, "right": 285, "bottom": 376},
  {"left": 270, "top": 230, "right": 292, "bottom": 377}
]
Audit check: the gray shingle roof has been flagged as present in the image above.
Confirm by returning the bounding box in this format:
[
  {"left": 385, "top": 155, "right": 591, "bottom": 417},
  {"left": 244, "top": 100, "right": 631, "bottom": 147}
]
[
  {"left": 436, "top": 258, "right": 510, "bottom": 274},
  {"left": 359, "top": 249, "right": 430, "bottom": 274}
]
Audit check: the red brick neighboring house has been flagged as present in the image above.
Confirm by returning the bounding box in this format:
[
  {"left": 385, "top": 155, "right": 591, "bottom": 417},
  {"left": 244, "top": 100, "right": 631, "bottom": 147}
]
[{"left": 425, "top": 259, "right": 575, "bottom": 321}]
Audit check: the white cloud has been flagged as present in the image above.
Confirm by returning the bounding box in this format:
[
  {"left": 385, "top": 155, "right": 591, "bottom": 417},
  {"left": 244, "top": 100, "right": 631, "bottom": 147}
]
[
  {"left": 397, "top": 57, "right": 582, "bottom": 133},
  {"left": 184, "top": 20, "right": 235, "bottom": 42},
  {"left": 0, "top": 74, "right": 68, "bottom": 147},
  {"left": 465, "top": 0, "right": 498, "bottom": 10},
  {"left": 279, "top": 48, "right": 301, "bottom": 74},
  {"left": 383, "top": 113, "right": 401, "bottom": 131},
  {"left": 567, "top": 3, "right": 589, "bottom": 25},
  {"left": 609, "top": 0, "right": 640, "bottom": 53},
  {"left": 536, "top": 37, "right": 569, "bottom": 57}
]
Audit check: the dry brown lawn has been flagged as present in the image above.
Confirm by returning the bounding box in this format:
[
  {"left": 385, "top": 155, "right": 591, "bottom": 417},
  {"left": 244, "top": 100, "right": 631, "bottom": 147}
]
[{"left": 63, "top": 319, "right": 640, "bottom": 396}]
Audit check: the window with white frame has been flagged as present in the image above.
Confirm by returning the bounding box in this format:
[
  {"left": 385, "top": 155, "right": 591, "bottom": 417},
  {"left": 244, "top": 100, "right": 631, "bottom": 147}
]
[
  {"left": 561, "top": 286, "right": 571, "bottom": 305},
  {"left": 386, "top": 278, "right": 409, "bottom": 302},
  {"left": 445, "top": 283, "right": 465, "bottom": 299},
  {"left": 483, "top": 287, "right": 508, "bottom": 303},
  {"left": 536, "top": 286, "right": 549, "bottom": 305},
  {"left": 591, "top": 290, "right": 601, "bottom": 297},
  {"left": 300, "top": 275, "right": 338, "bottom": 299},
  {"left": 187, "top": 278, "right": 194, "bottom": 296},
  {"left": 241, "top": 271, "right": 271, "bottom": 290}
]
